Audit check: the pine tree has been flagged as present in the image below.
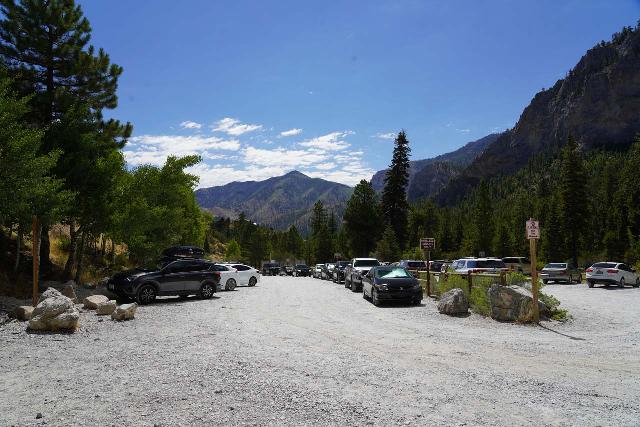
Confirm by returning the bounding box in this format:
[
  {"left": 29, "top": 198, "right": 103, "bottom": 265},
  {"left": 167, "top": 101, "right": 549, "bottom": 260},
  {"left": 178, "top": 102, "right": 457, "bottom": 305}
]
[
  {"left": 558, "top": 135, "right": 588, "bottom": 265},
  {"left": 375, "top": 225, "right": 401, "bottom": 262},
  {"left": 381, "top": 131, "right": 411, "bottom": 249},
  {"left": 343, "top": 180, "right": 382, "bottom": 256},
  {"left": 542, "top": 200, "right": 563, "bottom": 262},
  {"left": 473, "top": 179, "right": 494, "bottom": 256},
  {"left": 0, "top": 0, "right": 128, "bottom": 269}
]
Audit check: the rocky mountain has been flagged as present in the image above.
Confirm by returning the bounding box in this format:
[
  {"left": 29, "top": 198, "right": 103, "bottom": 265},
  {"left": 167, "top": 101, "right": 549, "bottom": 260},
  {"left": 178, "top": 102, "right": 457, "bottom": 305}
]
[
  {"left": 195, "top": 171, "right": 353, "bottom": 232},
  {"left": 371, "top": 133, "right": 499, "bottom": 200},
  {"left": 437, "top": 25, "right": 640, "bottom": 205}
]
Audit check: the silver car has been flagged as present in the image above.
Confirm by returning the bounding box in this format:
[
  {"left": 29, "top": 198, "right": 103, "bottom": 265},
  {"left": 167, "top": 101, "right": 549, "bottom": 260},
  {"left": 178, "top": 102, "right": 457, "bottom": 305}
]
[{"left": 540, "top": 263, "right": 580, "bottom": 284}]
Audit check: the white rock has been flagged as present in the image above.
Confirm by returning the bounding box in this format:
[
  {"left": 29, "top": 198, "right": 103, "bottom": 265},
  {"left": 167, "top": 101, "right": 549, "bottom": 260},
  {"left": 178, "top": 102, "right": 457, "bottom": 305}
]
[
  {"left": 111, "top": 303, "right": 137, "bottom": 321},
  {"left": 13, "top": 305, "right": 34, "bottom": 321},
  {"left": 95, "top": 300, "right": 117, "bottom": 316},
  {"left": 28, "top": 288, "right": 79, "bottom": 331},
  {"left": 83, "top": 295, "right": 109, "bottom": 310}
]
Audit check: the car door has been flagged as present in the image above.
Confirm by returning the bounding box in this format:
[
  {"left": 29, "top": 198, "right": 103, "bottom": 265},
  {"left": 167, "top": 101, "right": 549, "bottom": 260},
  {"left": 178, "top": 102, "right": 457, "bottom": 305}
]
[
  {"left": 232, "top": 264, "right": 251, "bottom": 285},
  {"left": 183, "top": 262, "right": 210, "bottom": 292},
  {"left": 620, "top": 264, "right": 634, "bottom": 283},
  {"left": 159, "top": 261, "right": 190, "bottom": 294}
]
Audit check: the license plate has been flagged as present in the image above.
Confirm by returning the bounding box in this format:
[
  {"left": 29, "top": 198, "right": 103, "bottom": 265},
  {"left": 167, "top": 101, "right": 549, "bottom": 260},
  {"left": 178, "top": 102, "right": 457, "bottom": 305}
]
[{"left": 595, "top": 270, "right": 602, "bottom": 275}]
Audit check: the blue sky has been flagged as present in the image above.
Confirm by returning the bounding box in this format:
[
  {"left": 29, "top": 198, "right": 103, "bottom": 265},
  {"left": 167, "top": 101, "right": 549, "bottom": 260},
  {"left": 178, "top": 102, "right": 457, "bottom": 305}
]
[{"left": 79, "top": 0, "right": 639, "bottom": 187}]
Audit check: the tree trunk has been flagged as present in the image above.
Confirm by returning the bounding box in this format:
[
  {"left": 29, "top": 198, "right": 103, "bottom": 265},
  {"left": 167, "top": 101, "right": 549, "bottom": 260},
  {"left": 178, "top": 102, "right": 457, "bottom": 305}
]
[
  {"left": 63, "top": 219, "right": 78, "bottom": 279},
  {"left": 100, "top": 235, "right": 106, "bottom": 257},
  {"left": 74, "top": 232, "right": 86, "bottom": 285},
  {"left": 110, "top": 239, "right": 116, "bottom": 264},
  {"left": 14, "top": 225, "right": 22, "bottom": 272},
  {"left": 39, "top": 224, "right": 52, "bottom": 274}
]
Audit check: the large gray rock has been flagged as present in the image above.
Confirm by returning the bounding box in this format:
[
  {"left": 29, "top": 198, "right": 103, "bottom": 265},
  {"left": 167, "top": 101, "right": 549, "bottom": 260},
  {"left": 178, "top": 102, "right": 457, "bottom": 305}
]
[
  {"left": 437, "top": 288, "right": 469, "bottom": 315},
  {"left": 28, "top": 288, "right": 79, "bottom": 331},
  {"left": 83, "top": 295, "right": 109, "bottom": 309},
  {"left": 488, "top": 285, "right": 548, "bottom": 323},
  {"left": 12, "top": 305, "right": 34, "bottom": 321},
  {"left": 95, "top": 300, "right": 117, "bottom": 316},
  {"left": 111, "top": 303, "right": 137, "bottom": 321}
]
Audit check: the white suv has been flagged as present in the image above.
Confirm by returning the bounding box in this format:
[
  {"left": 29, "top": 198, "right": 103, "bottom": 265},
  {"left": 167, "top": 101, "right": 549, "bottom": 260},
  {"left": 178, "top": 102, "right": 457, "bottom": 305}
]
[
  {"left": 344, "top": 258, "right": 381, "bottom": 292},
  {"left": 586, "top": 262, "right": 639, "bottom": 288},
  {"left": 451, "top": 258, "right": 507, "bottom": 274}
]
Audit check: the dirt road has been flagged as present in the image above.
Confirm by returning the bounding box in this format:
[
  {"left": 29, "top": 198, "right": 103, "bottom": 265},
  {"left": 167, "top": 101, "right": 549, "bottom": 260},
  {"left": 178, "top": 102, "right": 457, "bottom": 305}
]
[{"left": 1, "top": 276, "right": 639, "bottom": 426}]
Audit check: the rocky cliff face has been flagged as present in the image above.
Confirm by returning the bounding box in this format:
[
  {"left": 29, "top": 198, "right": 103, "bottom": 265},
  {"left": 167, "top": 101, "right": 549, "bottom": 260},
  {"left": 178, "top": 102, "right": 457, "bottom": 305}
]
[
  {"left": 438, "top": 26, "right": 640, "bottom": 205},
  {"left": 195, "top": 171, "right": 353, "bottom": 232},
  {"left": 371, "top": 133, "right": 499, "bottom": 201}
]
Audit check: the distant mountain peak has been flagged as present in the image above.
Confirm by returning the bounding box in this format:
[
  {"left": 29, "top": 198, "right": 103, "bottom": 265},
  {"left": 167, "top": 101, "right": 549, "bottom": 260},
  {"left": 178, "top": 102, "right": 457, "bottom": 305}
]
[{"left": 284, "top": 170, "right": 307, "bottom": 177}]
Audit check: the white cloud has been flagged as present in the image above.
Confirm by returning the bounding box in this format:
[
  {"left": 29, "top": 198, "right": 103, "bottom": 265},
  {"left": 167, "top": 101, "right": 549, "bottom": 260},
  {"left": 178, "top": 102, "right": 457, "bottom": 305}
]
[
  {"left": 314, "top": 162, "right": 337, "bottom": 171},
  {"left": 212, "top": 117, "right": 262, "bottom": 136},
  {"left": 124, "top": 134, "right": 240, "bottom": 166},
  {"left": 455, "top": 128, "right": 471, "bottom": 133},
  {"left": 375, "top": 132, "right": 396, "bottom": 140},
  {"left": 180, "top": 120, "right": 202, "bottom": 130},
  {"left": 243, "top": 146, "right": 327, "bottom": 168},
  {"left": 188, "top": 163, "right": 289, "bottom": 188},
  {"left": 298, "top": 131, "right": 353, "bottom": 151},
  {"left": 280, "top": 128, "right": 303, "bottom": 137}
]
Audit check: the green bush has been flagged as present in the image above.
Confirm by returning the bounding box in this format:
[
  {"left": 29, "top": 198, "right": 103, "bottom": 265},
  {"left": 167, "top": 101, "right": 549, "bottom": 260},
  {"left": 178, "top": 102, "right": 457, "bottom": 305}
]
[
  {"left": 538, "top": 291, "right": 571, "bottom": 321},
  {"left": 57, "top": 235, "right": 71, "bottom": 252}
]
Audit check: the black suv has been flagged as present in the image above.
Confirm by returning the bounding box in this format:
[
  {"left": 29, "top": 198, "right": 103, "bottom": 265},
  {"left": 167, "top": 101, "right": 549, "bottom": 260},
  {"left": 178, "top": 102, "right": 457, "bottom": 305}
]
[
  {"left": 332, "top": 261, "right": 350, "bottom": 283},
  {"left": 293, "top": 264, "right": 311, "bottom": 277},
  {"left": 159, "top": 246, "right": 205, "bottom": 267},
  {"left": 108, "top": 259, "right": 222, "bottom": 304},
  {"left": 262, "top": 263, "right": 281, "bottom": 276}
]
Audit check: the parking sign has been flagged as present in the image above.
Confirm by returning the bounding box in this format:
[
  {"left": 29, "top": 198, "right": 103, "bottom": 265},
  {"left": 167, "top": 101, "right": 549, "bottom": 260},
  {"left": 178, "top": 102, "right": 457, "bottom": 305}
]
[
  {"left": 420, "top": 238, "right": 435, "bottom": 250},
  {"left": 526, "top": 219, "right": 539, "bottom": 239}
]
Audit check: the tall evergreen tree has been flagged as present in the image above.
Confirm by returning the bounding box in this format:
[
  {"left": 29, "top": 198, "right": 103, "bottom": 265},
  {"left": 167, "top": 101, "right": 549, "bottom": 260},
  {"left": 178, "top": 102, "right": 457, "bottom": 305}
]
[
  {"left": 381, "top": 130, "right": 411, "bottom": 249},
  {"left": 375, "top": 225, "right": 401, "bottom": 262},
  {"left": 0, "top": 0, "right": 128, "bottom": 269},
  {"left": 473, "top": 179, "right": 494, "bottom": 256},
  {"left": 343, "top": 180, "right": 382, "bottom": 256},
  {"left": 558, "top": 135, "right": 588, "bottom": 265}
]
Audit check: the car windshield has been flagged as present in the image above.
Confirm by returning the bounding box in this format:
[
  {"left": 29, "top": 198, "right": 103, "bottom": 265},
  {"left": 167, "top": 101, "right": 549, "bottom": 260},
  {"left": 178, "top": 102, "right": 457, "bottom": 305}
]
[
  {"left": 545, "top": 263, "right": 567, "bottom": 269},
  {"left": 592, "top": 262, "right": 617, "bottom": 268},
  {"left": 354, "top": 259, "right": 380, "bottom": 267},
  {"left": 375, "top": 267, "right": 412, "bottom": 278}
]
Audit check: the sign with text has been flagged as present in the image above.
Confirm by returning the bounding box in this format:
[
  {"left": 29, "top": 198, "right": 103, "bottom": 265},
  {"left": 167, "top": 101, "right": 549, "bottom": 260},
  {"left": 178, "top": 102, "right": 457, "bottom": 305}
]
[
  {"left": 526, "top": 219, "right": 540, "bottom": 240},
  {"left": 420, "top": 237, "right": 436, "bottom": 250}
]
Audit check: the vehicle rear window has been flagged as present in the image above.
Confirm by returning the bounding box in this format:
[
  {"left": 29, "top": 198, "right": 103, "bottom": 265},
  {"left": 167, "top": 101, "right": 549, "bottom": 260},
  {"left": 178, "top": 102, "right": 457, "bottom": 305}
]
[
  {"left": 375, "top": 268, "right": 411, "bottom": 278},
  {"left": 354, "top": 259, "right": 380, "bottom": 267},
  {"left": 592, "top": 262, "right": 617, "bottom": 268},
  {"left": 476, "top": 260, "right": 506, "bottom": 268},
  {"left": 545, "top": 263, "right": 566, "bottom": 269}
]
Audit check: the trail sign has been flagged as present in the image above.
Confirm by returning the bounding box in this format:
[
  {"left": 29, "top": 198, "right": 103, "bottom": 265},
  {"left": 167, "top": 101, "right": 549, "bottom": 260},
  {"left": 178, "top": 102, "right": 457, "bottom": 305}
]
[
  {"left": 526, "top": 219, "right": 540, "bottom": 240},
  {"left": 420, "top": 238, "right": 435, "bottom": 250}
]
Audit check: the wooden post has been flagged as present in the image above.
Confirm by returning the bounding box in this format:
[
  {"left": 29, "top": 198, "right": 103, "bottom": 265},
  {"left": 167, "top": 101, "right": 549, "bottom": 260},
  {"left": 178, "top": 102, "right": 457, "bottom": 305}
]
[
  {"left": 500, "top": 271, "right": 506, "bottom": 286},
  {"left": 426, "top": 250, "right": 431, "bottom": 297},
  {"left": 530, "top": 237, "right": 539, "bottom": 323},
  {"left": 31, "top": 215, "right": 40, "bottom": 307},
  {"left": 467, "top": 271, "right": 472, "bottom": 294}
]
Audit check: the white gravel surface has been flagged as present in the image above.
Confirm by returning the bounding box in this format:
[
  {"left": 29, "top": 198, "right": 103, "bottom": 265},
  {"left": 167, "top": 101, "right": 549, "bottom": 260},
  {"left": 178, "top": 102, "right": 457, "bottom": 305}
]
[{"left": 1, "top": 277, "right": 639, "bottom": 426}]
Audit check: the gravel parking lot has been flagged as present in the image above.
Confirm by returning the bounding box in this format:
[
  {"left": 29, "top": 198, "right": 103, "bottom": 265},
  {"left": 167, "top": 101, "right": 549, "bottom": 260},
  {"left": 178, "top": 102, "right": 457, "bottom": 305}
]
[{"left": 1, "top": 276, "right": 639, "bottom": 426}]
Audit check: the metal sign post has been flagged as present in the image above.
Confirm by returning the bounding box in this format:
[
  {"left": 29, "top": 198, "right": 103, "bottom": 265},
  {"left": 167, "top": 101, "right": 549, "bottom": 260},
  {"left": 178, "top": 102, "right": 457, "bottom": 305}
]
[
  {"left": 526, "top": 219, "right": 540, "bottom": 323},
  {"left": 420, "top": 238, "right": 435, "bottom": 297}
]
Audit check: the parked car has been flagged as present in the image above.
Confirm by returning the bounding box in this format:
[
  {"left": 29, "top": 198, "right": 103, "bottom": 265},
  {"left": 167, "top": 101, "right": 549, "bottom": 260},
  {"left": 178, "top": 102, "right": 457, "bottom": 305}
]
[
  {"left": 502, "top": 257, "right": 532, "bottom": 274},
  {"left": 398, "top": 260, "right": 427, "bottom": 271},
  {"left": 344, "top": 258, "right": 381, "bottom": 292},
  {"left": 159, "top": 246, "right": 205, "bottom": 267},
  {"left": 210, "top": 264, "right": 240, "bottom": 290},
  {"left": 450, "top": 258, "right": 507, "bottom": 274},
  {"left": 220, "top": 263, "right": 260, "bottom": 287},
  {"left": 362, "top": 266, "right": 422, "bottom": 306},
  {"left": 313, "top": 264, "right": 324, "bottom": 278},
  {"left": 108, "top": 259, "right": 221, "bottom": 304},
  {"left": 540, "top": 263, "right": 580, "bottom": 284},
  {"left": 261, "top": 262, "right": 281, "bottom": 276},
  {"left": 586, "top": 262, "right": 639, "bottom": 288},
  {"left": 321, "top": 263, "right": 335, "bottom": 280},
  {"left": 293, "top": 264, "right": 311, "bottom": 277},
  {"left": 332, "top": 261, "right": 350, "bottom": 283},
  {"left": 282, "top": 265, "right": 294, "bottom": 276}
]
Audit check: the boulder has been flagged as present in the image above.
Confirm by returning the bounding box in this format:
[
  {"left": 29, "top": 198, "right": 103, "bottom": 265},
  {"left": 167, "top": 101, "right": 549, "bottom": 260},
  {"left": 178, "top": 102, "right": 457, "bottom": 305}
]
[
  {"left": 83, "top": 295, "right": 109, "bottom": 310},
  {"left": 28, "top": 288, "right": 79, "bottom": 331},
  {"left": 61, "top": 281, "right": 77, "bottom": 303},
  {"left": 437, "top": 288, "right": 469, "bottom": 315},
  {"left": 488, "top": 285, "right": 548, "bottom": 323},
  {"left": 95, "top": 300, "right": 117, "bottom": 316},
  {"left": 111, "top": 303, "right": 137, "bottom": 321},
  {"left": 13, "top": 305, "right": 34, "bottom": 321}
]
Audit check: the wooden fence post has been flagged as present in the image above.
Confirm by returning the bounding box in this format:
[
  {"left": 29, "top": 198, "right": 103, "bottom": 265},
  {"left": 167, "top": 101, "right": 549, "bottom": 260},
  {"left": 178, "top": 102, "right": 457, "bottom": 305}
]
[{"left": 467, "top": 271, "right": 472, "bottom": 294}]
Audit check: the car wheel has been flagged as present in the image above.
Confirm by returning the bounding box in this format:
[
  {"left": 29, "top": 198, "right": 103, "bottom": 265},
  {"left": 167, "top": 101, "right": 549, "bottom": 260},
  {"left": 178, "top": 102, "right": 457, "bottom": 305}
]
[
  {"left": 568, "top": 275, "right": 573, "bottom": 284},
  {"left": 136, "top": 284, "right": 156, "bottom": 305},
  {"left": 619, "top": 277, "right": 625, "bottom": 288},
  {"left": 634, "top": 278, "right": 639, "bottom": 288},
  {"left": 345, "top": 276, "right": 351, "bottom": 289},
  {"left": 248, "top": 277, "right": 257, "bottom": 287},
  {"left": 362, "top": 287, "right": 368, "bottom": 299},
  {"left": 587, "top": 280, "right": 594, "bottom": 288},
  {"left": 372, "top": 289, "right": 380, "bottom": 306},
  {"left": 200, "top": 282, "right": 215, "bottom": 299},
  {"left": 350, "top": 279, "right": 358, "bottom": 293},
  {"left": 225, "top": 278, "right": 237, "bottom": 291},
  {"left": 542, "top": 279, "right": 548, "bottom": 284},
  {"left": 179, "top": 294, "right": 188, "bottom": 300},
  {"left": 413, "top": 298, "right": 422, "bottom": 306}
]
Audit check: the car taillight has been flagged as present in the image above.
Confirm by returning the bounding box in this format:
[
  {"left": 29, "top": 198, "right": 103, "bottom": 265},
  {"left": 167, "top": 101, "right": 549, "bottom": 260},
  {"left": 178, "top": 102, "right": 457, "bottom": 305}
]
[
  {"left": 586, "top": 268, "right": 593, "bottom": 273},
  {"left": 607, "top": 269, "right": 618, "bottom": 274},
  {"left": 213, "top": 272, "right": 221, "bottom": 279}
]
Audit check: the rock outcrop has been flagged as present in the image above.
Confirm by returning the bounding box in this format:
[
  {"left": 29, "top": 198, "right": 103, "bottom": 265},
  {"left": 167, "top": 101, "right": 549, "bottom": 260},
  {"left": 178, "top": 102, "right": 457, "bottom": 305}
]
[
  {"left": 28, "top": 288, "right": 80, "bottom": 331},
  {"left": 488, "top": 285, "right": 547, "bottom": 323},
  {"left": 111, "top": 303, "right": 137, "bottom": 321},
  {"left": 437, "top": 288, "right": 469, "bottom": 315}
]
